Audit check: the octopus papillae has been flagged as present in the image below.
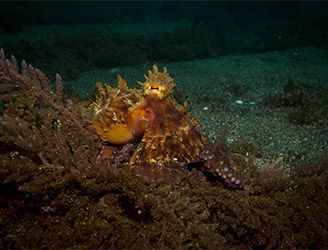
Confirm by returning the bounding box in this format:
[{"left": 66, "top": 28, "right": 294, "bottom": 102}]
[{"left": 91, "top": 65, "right": 246, "bottom": 188}]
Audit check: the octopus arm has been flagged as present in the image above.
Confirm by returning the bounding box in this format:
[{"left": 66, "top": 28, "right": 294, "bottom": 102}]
[
  {"left": 130, "top": 98, "right": 206, "bottom": 167},
  {"left": 99, "top": 123, "right": 135, "bottom": 144}
]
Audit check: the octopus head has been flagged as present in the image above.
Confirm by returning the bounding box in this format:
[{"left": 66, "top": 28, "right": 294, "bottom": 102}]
[{"left": 139, "top": 65, "right": 175, "bottom": 100}]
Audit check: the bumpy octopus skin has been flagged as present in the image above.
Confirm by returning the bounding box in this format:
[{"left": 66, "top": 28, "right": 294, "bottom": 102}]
[
  {"left": 91, "top": 65, "right": 246, "bottom": 188},
  {"left": 91, "top": 75, "right": 142, "bottom": 145}
]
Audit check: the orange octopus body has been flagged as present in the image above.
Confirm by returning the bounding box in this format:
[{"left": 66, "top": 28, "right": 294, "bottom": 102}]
[
  {"left": 91, "top": 65, "right": 246, "bottom": 187},
  {"left": 127, "top": 100, "right": 154, "bottom": 140},
  {"left": 92, "top": 97, "right": 154, "bottom": 145},
  {"left": 91, "top": 65, "right": 207, "bottom": 181},
  {"left": 129, "top": 96, "right": 206, "bottom": 166}
]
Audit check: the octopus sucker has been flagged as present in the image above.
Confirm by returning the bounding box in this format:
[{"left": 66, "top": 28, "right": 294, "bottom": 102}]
[{"left": 91, "top": 65, "right": 246, "bottom": 188}]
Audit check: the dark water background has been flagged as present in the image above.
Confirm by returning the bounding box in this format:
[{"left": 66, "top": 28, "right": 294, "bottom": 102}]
[{"left": 1, "top": 1, "right": 328, "bottom": 80}]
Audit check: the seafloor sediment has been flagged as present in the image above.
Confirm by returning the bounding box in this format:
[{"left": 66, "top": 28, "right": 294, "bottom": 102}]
[
  {"left": 1, "top": 46, "right": 328, "bottom": 249},
  {"left": 68, "top": 46, "right": 328, "bottom": 168}
]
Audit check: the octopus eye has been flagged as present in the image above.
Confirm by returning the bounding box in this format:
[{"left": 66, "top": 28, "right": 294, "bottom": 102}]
[{"left": 151, "top": 86, "right": 160, "bottom": 90}]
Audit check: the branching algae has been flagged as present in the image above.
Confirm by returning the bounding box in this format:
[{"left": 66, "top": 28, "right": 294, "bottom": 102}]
[{"left": 0, "top": 49, "right": 327, "bottom": 249}]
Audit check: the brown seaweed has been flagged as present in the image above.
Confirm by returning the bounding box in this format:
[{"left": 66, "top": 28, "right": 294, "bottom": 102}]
[{"left": 1, "top": 49, "right": 328, "bottom": 249}]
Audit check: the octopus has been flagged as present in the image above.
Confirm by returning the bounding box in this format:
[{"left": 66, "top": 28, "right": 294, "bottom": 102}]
[{"left": 91, "top": 65, "right": 246, "bottom": 188}]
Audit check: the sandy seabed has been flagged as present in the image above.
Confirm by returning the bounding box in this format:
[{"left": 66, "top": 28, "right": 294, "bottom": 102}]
[{"left": 69, "top": 46, "right": 328, "bottom": 168}]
